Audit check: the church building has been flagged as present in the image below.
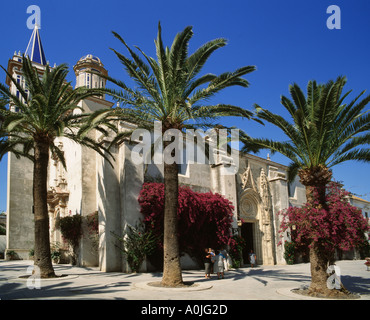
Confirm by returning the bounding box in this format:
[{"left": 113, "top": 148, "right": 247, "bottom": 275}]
[{"left": 5, "top": 26, "right": 311, "bottom": 271}]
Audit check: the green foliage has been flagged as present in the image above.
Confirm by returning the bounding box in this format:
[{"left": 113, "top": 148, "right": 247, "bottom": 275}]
[
  {"left": 113, "top": 222, "right": 158, "bottom": 273},
  {"left": 228, "top": 235, "right": 246, "bottom": 268},
  {"left": 0, "top": 223, "right": 5, "bottom": 235},
  {"left": 93, "top": 23, "right": 258, "bottom": 147},
  {"left": 6, "top": 250, "right": 18, "bottom": 260},
  {"left": 283, "top": 241, "right": 296, "bottom": 265},
  {"left": 0, "top": 56, "right": 113, "bottom": 166},
  {"left": 241, "top": 77, "right": 370, "bottom": 182},
  {"left": 357, "top": 236, "right": 370, "bottom": 259},
  {"left": 50, "top": 242, "right": 63, "bottom": 263}
]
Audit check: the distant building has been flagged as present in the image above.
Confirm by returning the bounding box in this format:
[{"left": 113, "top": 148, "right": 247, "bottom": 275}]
[{"left": 349, "top": 195, "right": 370, "bottom": 223}]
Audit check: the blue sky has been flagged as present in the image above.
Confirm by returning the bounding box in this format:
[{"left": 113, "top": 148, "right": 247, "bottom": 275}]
[{"left": 0, "top": 0, "right": 369, "bottom": 211}]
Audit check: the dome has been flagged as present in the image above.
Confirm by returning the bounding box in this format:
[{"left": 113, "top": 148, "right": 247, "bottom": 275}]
[
  {"left": 79, "top": 54, "right": 102, "bottom": 64},
  {"left": 73, "top": 53, "right": 107, "bottom": 77},
  {"left": 73, "top": 53, "right": 108, "bottom": 91}
]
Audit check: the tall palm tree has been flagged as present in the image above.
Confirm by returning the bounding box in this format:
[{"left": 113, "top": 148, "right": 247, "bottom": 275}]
[
  {"left": 100, "top": 23, "right": 257, "bottom": 286},
  {"left": 241, "top": 76, "right": 370, "bottom": 295},
  {"left": 0, "top": 57, "right": 112, "bottom": 278}
]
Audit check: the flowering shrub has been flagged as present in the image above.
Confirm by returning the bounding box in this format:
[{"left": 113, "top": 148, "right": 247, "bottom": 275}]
[
  {"left": 365, "top": 258, "right": 370, "bottom": 266},
  {"left": 279, "top": 182, "right": 369, "bottom": 256},
  {"left": 55, "top": 214, "right": 82, "bottom": 248},
  {"left": 138, "top": 183, "right": 235, "bottom": 259},
  {"left": 85, "top": 211, "right": 99, "bottom": 254},
  {"left": 86, "top": 211, "right": 98, "bottom": 235}
]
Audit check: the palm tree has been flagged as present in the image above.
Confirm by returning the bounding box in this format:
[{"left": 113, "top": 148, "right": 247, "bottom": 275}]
[
  {"left": 241, "top": 76, "right": 370, "bottom": 295},
  {"left": 100, "top": 23, "right": 257, "bottom": 286},
  {"left": 0, "top": 57, "right": 112, "bottom": 278}
]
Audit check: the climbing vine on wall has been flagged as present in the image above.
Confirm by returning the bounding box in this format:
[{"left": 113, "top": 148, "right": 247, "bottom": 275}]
[{"left": 55, "top": 214, "right": 82, "bottom": 264}]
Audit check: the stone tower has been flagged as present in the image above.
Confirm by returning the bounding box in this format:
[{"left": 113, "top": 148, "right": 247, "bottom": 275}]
[{"left": 5, "top": 25, "right": 47, "bottom": 259}]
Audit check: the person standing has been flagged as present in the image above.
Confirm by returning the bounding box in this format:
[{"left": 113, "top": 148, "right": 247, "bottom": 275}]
[
  {"left": 249, "top": 249, "right": 257, "bottom": 267},
  {"left": 216, "top": 250, "right": 225, "bottom": 279},
  {"left": 204, "top": 248, "right": 212, "bottom": 279},
  {"left": 209, "top": 248, "right": 216, "bottom": 274},
  {"left": 221, "top": 248, "right": 230, "bottom": 272}
]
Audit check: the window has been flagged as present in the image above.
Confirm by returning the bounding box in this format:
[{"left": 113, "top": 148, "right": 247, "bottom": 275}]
[
  {"left": 86, "top": 73, "right": 90, "bottom": 88},
  {"left": 177, "top": 163, "right": 188, "bottom": 176},
  {"left": 288, "top": 182, "right": 296, "bottom": 198}
]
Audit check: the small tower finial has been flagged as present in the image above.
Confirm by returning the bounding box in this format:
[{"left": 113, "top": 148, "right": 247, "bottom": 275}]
[{"left": 25, "top": 24, "right": 46, "bottom": 65}]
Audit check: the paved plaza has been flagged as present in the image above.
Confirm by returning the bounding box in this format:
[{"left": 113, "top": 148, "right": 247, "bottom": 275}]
[{"left": 0, "top": 259, "right": 369, "bottom": 301}]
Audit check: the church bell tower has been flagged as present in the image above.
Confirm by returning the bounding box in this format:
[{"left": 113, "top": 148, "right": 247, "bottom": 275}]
[{"left": 5, "top": 25, "right": 48, "bottom": 259}]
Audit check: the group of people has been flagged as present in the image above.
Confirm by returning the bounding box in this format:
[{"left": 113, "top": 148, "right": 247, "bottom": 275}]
[
  {"left": 204, "top": 248, "right": 257, "bottom": 279},
  {"left": 203, "top": 248, "right": 229, "bottom": 279}
]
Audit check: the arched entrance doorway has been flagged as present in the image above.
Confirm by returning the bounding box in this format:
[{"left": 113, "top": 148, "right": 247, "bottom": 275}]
[
  {"left": 238, "top": 166, "right": 276, "bottom": 266},
  {"left": 241, "top": 222, "right": 254, "bottom": 264},
  {"left": 239, "top": 188, "right": 261, "bottom": 265}
]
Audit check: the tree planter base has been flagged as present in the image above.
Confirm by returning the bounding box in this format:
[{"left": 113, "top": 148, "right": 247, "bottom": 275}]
[{"left": 292, "top": 286, "right": 361, "bottom": 299}]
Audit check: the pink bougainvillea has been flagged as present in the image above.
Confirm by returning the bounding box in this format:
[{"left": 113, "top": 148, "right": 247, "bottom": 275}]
[
  {"left": 279, "top": 182, "right": 369, "bottom": 253},
  {"left": 138, "top": 183, "right": 235, "bottom": 254}
]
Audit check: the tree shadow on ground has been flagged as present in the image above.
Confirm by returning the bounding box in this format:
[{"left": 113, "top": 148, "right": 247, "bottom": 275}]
[
  {"left": 228, "top": 267, "right": 311, "bottom": 284},
  {"left": 0, "top": 279, "right": 130, "bottom": 300},
  {"left": 341, "top": 275, "right": 370, "bottom": 294},
  {"left": 223, "top": 266, "right": 369, "bottom": 295}
]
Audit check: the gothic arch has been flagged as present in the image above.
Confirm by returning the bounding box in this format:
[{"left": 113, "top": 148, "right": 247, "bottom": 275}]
[{"left": 239, "top": 188, "right": 260, "bottom": 222}]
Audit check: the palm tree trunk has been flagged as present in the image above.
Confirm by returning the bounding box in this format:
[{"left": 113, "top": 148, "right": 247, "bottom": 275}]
[
  {"left": 308, "top": 241, "right": 331, "bottom": 294},
  {"left": 33, "top": 140, "right": 56, "bottom": 278},
  {"left": 161, "top": 161, "right": 183, "bottom": 286},
  {"left": 304, "top": 185, "right": 330, "bottom": 294}
]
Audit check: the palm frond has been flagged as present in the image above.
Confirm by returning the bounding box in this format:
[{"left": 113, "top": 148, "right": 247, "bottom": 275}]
[
  {"left": 245, "top": 76, "right": 370, "bottom": 183},
  {"left": 107, "top": 23, "right": 256, "bottom": 144},
  {"left": 0, "top": 56, "right": 115, "bottom": 167},
  {"left": 328, "top": 148, "right": 370, "bottom": 167},
  {"left": 186, "top": 38, "right": 227, "bottom": 83},
  {"left": 188, "top": 66, "right": 255, "bottom": 105}
]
